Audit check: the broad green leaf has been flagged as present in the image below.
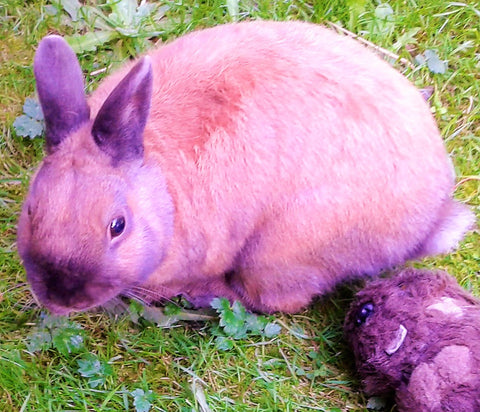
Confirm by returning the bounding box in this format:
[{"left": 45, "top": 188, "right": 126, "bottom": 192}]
[
  {"left": 51, "top": 328, "right": 84, "bottom": 356},
  {"left": 87, "top": 375, "right": 107, "bottom": 388},
  {"left": 80, "top": 6, "right": 114, "bottom": 31},
  {"left": 66, "top": 30, "right": 118, "bottom": 53},
  {"left": 375, "top": 3, "right": 394, "bottom": 20},
  {"left": 263, "top": 322, "right": 282, "bottom": 338},
  {"left": 231, "top": 300, "right": 247, "bottom": 320},
  {"left": 392, "top": 27, "right": 420, "bottom": 52},
  {"left": 77, "top": 353, "right": 113, "bottom": 388},
  {"left": 25, "top": 314, "right": 84, "bottom": 355},
  {"left": 424, "top": 49, "right": 447, "bottom": 74},
  {"left": 59, "top": 0, "right": 82, "bottom": 21},
  {"left": 131, "top": 388, "right": 155, "bottom": 412},
  {"left": 23, "top": 98, "right": 44, "bottom": 121},
  {"left": 372, "top": 3, "right": 395, "bottom": 35},
  {"left": 212, "top": 298, "right": 280, "bottom": 339},
  {"left": 294, "top": 366, "right": 306, "bottom": 376},
  {"left": 210, "top": 297, "right": 230, "bottom": 311},
  {"left": 108, "top": 0, "right": 137, "bottom": 27},
  {"left": 78, "top": 354, "right": 102, "bottom": 378},
  {"left": 226, "top": 0, "right": 239, "bottom": 20},
  {"left": 13, "top": 115, "right": 44, "bottom": 139},
  {"left": 221, "top": 309, "right": 248, "bottom": 339},
  {"left": 245, "top": 313, "right": 268, "bottom": 334},
  {"left": 415, "top": 50, "right": 447, "bottom": 74},
  {"left": 135, "top": 2, "right": 157, "bottom": 23},
  {"left": 415, "top": 53, "right": 427, "bottom": 66},
  {"left": 26, "top": 331, "right": 52, "bottom": 352},
  {"left": 215, "top": 336, "right": 234, "bottom": 351}
]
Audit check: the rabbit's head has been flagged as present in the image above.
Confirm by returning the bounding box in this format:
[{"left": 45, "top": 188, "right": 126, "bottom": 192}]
[{"left": 17, "top": 36, "right": 174, "bottom": 315}]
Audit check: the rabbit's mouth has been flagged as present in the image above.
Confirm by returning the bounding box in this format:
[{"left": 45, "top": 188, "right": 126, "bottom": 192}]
[
  {"left": 24, "top": 253, "right": 125, "bottom": 315},
  {"left": 30, "top": 277, "right": 124, "bottom": 316}
]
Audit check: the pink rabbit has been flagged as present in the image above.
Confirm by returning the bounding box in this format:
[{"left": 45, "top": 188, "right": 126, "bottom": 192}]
[{"left": 17, "top": 21, "right": 474, "bottom": 315}]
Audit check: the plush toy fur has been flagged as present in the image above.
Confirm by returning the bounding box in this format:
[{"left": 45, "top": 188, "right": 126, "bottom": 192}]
[{"left": 344, "top": 269, "right": 480, "bottom": 411}]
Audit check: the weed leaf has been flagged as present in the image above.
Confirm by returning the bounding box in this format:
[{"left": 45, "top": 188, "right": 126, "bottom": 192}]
[
  {"left": 392, "top": 27, "right": 420, "bottom": 52},
  {"left": 214, "top": 336, "right": 234, "bottom": 351},
  {"left": 23, "top": 98, "right": 44, "bottom": 121},
  {"left": 13, "top": 98, "right": 45, "bottom": 139},
  {"left": 415, "top": 50, "right": 447, "bottom": 74},
  {"left": 52, "top": 330, "right": 84, "bottom": 356},
  {"left": 210, "top": 297, "right": 230, "bottom": 311},
  {"left": 264, "top": 322, "right": 282, "bottom": 338},
  {"left": 59, "top": 0, "right": 82, "bottom": 21},
  {"left": 77, "top": 354, "right": 102, "bottom": 377},
  {"left": 131, "top": 388, "right": 155, "bottom": 412},
  {"left": 109, "top": 0, "right": 137, "bottom": 26},
  {"left": 77, "top": 353, "right": 113, "bottom": 388},
  {"left": 245, "top": 314, "right": 268, "bottom": 334},
  {"left": 424, "top": 49, "right": 447, "bottom": 74},
  {"left": 226, "top": 0, "right": 239, "bottom": 20},
  {"left": 51, "top": 329, "right": 84, "bottom": 355},
  {"left": 375, "top": 3, "right": 394, "bottom": 20},
  {"left": 26, "top": 314, "right": 85, "bottom": 355},
  {"left": 13, "top": 115, "right": 44, "bottom": 139},
  {"left": 66, "top": 30, "right": 119, "bottom": 53},
  {"left": 26, "top": 331, "right": 52, "bottom": 353},
  {"left": 211, "top": 298, "right": 281, "bottom": 341}
]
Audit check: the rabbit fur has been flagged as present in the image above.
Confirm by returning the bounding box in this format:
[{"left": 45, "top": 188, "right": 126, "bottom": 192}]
[{"left": 17, "top": 21, "right": 474, "bottom": 315}]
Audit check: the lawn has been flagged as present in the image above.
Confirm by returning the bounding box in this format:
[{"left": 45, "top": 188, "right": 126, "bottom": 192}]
[{"left": 0, "top": 0, "right": 479, "bottom": 411}]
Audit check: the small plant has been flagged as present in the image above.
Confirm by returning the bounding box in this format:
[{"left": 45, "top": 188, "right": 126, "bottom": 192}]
[
  {"left": 25, "top": 313, "right": 155, "bottom": 409},
  {"left": 47, "top": 0, "right": 170, "bottom": 53},
  {"left": 210, "top": 298, "right": 281, "bottom": 350},
  {"left": 130, "top": 388, "right": 156, "bottom": 412},
  {"left": 77, "top": 352, "right": 114, "bottom": 388},
  {"left": 415, "top": 49, "right": 448, "bottom": 74},
  {"left": 126, "top": 299, "right": 215, "bottom": 327},
  {"left": 12, "top": 98, "right": 45, "bottom": 139},
  {"left": 26, "top": 312, "right": 85, "bottom": 355}
]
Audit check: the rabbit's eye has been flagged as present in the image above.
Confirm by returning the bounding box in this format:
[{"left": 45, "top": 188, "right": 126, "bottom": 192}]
[
  {"left": 355, "top": 302, "right": 374, "bottom": 326},
  {"left": 110, "top": 216, "right": 126, "bottom": 238}
]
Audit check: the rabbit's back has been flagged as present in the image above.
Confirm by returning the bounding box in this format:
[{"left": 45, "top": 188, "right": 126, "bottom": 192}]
[{"left": 89, "top": 21, "right": 474, "bottom": 312}]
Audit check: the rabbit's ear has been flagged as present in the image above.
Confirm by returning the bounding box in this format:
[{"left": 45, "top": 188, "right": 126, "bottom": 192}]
[
  {"left": 92, "top": 56, "right": 152, "bottom": 165},
  {"left": 34, "top": 36, "right": 90, "bottom": 153}
]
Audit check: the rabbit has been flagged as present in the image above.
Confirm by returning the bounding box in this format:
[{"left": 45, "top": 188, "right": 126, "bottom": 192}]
[{"left": 17, "top": 20, "right": 474, "bottom": 316}]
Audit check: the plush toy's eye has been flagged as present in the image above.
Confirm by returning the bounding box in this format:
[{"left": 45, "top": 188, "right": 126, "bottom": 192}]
[
  {"left": 109, "top": 216, "right": 126, "bottom": 238},
  {"left": 355, "top": 302, "right": 374, "bottom": 326}
]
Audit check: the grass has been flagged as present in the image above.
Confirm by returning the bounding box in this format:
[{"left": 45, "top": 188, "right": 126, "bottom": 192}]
[{"left": 0, "top": 0, "right": 479, "bottom": 410}]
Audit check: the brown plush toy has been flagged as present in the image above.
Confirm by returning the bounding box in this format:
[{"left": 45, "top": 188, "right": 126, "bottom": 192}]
[{"left": 344, "top": 268, "right": 480, "bottom": 412}]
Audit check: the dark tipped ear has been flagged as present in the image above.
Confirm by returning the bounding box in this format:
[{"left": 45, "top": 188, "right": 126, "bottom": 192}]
[
  {"left": 34, "top": 35, "right": 90, "bottom": 153},
  {"left": 92, "top": 57, "right": 152, "bottom": 165}
]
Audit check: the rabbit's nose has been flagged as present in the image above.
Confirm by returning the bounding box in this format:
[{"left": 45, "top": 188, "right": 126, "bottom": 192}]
[
  {"left": 39, "top": 257, "right": 93, "bottom": 308},
  {"left": 46, "top": 271, "right": 87, "bottom": 308}
]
